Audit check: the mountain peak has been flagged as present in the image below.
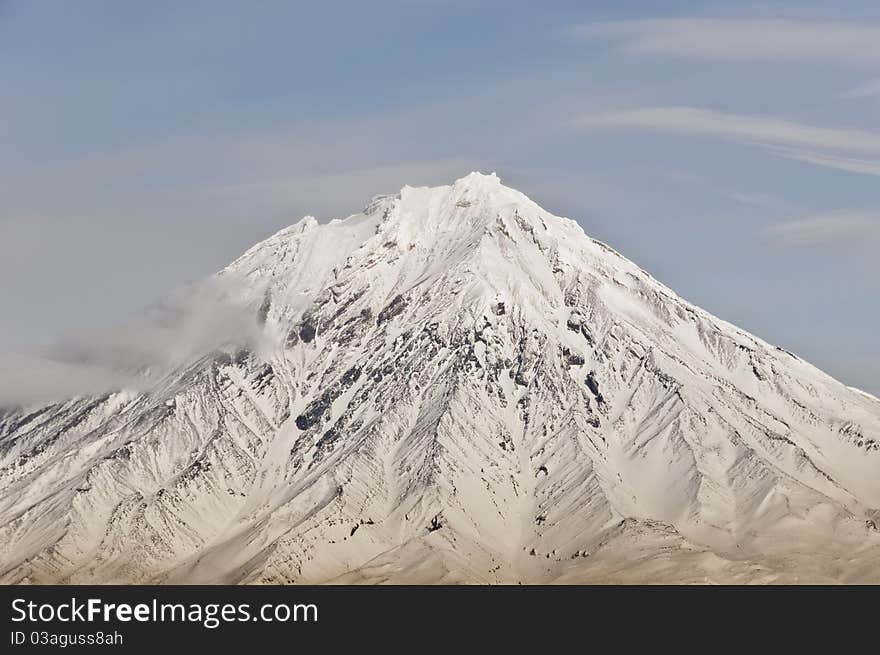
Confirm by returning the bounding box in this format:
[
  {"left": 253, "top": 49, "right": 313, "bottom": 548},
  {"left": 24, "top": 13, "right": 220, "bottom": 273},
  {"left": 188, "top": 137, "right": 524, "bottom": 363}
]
[
  {"left": 455, "top": 170, "right": 501, "bottom": 187},
  {"left": 400, "top": 170, "right": 502, "bottom": 194}
]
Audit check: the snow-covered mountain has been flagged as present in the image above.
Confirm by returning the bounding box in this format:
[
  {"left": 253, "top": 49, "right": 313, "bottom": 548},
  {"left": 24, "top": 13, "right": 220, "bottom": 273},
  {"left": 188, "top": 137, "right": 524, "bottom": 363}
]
[{"left": 2, "top": 172, "right": 879, "bottom": 584}]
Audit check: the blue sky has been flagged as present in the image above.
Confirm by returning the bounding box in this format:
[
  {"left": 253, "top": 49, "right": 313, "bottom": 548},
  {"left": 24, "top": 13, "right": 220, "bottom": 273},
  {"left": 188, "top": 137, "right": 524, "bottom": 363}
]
[{"left": 1, "top": 0, "right": 878, "bottom": 394}]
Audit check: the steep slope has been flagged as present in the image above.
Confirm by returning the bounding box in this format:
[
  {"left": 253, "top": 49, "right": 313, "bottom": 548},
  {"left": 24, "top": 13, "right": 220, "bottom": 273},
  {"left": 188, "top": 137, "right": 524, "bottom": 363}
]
[{"left": 2, "top": 172, "right": 879, "bottom": 584}]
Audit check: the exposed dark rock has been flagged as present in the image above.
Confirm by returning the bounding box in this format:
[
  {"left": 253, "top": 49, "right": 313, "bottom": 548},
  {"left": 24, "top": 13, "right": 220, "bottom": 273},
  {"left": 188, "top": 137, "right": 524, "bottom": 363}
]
[
  {"left": 580, "top": 324, "right": 594, "bottom": 345},
  {"left": 295, "top": 366, "right": 363, "bottom": 432},
  {"left": 585, "top": 371, "right": 604, "bottom": 404},
  {"left": 562, "top": 347, "right": 585, "bottom": 366},
  {"left": 257, "top": 293, "right": 271, "bottom": 325},
  {"left": 252, "top": 363, "right": 274, "bottom": 392},
  {"left": 233, "top": 348, "right": 250, "bottom": 366},
  {"left": 296, "top": 394, "right": 333, "bottom": 431},
  {"left": 377, "top": 294, "right": 407, "bottom": 325},
  {"left": 180, "top": 457, "right": 212, "bottom": 482},
  {"left": 340, "top": 366, "right": 362, "bottom": 387},
  {"left": 299, "top": 318, "right": 317, "bottom": 343},
  {"left": 316, "top": 425, "right": 341, "bottom": 449}
]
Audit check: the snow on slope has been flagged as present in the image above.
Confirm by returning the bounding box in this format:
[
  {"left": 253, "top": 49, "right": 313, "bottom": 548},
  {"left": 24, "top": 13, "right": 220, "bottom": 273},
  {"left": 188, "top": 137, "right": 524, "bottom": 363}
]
[{"left": 1, "top": 172, "right": 879, "bottom": 584}]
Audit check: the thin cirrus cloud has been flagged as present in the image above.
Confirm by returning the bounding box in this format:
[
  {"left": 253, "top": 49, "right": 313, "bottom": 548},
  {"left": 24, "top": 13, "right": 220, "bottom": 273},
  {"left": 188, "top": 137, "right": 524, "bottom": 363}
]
[
  {"left": 574, "top": 107, "right": 880, "bottom": 155},
  {"left": 847, "top": 78, "right": 880, "bottom": 98},
  {"left": 573, "top": 106, "right": 880, "bottom": 176},
  {"left": 767, "top": 147, "right": 880, "bottom": 177},
  {"left": 567, "top": 18, "right": 880, "bottom": 65},
  {"left": 762, "top": 211, "right": 880, "bottom": 248},
  {"left": 574, "top": 106, "right": 880, "bottom": 249}
]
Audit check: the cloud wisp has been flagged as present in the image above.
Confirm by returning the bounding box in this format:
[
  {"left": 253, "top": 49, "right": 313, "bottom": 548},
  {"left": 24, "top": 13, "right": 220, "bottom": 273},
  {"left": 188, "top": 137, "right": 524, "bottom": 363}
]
[
  {"left": 574, "top": 106, "right": 880, "bottom": 155},
  {"left": 574, "top": 106, "right": 880, "bottom": 176},
  {"left": 847, "top": 78, "right": 880, "bottom": 98},
  {"left": 568, "top": 18, "right": 880, "bottom": 65},
  {"left": 0, "top": 275, "right": 273, "bottom": 407},
  {"left": 762, "top": 210, "right": 880, "bottom": 248},
  {"left": 767, "top": 147, "right": 880, "bottom": 177}
]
